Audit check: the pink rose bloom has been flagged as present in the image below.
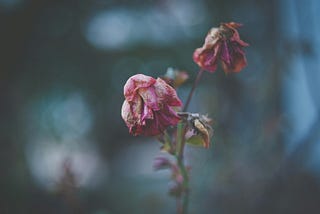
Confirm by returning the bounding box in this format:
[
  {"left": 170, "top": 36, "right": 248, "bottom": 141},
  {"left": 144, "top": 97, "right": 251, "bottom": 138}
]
[
  {"left": 193, "top": 22, "right": 249, "bottom": 73},
  {"left": 121, "top": 74, "right": 182, "bottom": 136}
]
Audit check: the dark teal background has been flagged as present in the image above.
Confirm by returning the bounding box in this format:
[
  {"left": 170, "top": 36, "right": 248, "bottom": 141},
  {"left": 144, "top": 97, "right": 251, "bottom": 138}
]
[{"left": 1, "top": 0, "right": 320, "bottom": 213}]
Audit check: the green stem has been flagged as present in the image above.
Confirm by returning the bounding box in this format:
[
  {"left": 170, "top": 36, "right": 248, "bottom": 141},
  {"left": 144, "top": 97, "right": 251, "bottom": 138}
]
[
  {"left": 177, "top": 157, "right": 189, "bottom": 214},
  {"left": 183, "top": 69, "right": 204, "bottom": 112},
  {"left": 176, "top": 122, "right": 189, "bottom": 214},
  {"left": 174, "top": 69, "right": 204, "bottom": 213}
]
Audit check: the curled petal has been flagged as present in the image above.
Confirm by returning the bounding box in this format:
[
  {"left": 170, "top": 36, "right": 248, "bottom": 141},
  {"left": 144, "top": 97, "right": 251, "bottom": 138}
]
[
  {"left": 121, "top": 100, "right": 137, "bottom": 135},
  {"left": 203, "top": 27, "right": 220, "bottom": 49},
  {"left": 121, "top": 100, "right": 131, "bottom": 125},
  {"left": 138, "top": 87, "right": 159, "bottom": 111},
  {"left": 157, "top": 105, "right": 181, "bottom": 126},
  {"left": 222, "top": 22, "right": 242, "bottom": 30},
  {"left": 229, "top": 30, "right": 249, "bottom": 47},
  {"left": 144, "top": 105, "right": 180, "bottom": 136},
  {"left": 124, "top": 74, "right": 156, "bottom": 102},
  {"left": 154, "top": 78, "right": 183, "bottom": 107},
  {"left": 193, "top": 119, "right": 210, "bottom": 148},
  {"left": 221, "top": 42, "right": 247, "bottom": 73},
  {"left": 130, "top": 95, "right": 144, "bottom": 120},
  {"left": 193, "top": 44, "right": 221, "bottom": 73},
  {"left": 141, "top": 102, "right": 153, "bottom": 121},
  {"left": 220, "top": 40, "right": 231, "bottom": 66}
]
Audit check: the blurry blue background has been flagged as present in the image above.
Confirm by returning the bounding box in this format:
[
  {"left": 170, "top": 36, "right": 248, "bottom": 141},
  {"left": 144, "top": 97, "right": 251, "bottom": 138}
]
[{"left": 1, "top": 0, "right": 320, "bottom": 213}]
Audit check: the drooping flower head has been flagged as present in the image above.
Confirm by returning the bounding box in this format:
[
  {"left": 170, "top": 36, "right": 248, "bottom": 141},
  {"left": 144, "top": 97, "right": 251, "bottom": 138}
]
[
  {"left": 121, "top": 74, "right": 182, "bottom": 136},
  {"left": 193, "top": 22, "right": 249, "bottom": 74}
]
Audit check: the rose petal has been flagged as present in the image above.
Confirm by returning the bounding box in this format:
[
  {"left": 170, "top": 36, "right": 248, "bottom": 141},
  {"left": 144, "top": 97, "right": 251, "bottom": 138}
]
[
  {"left": 154, "top": 78, "right": 182, "bottom": 107},
  {"left": 124, "top": 74, "right": 156, "bottom": 102},
  {"left": 138, "top": 86, "right": 160, "bottom": 110}
]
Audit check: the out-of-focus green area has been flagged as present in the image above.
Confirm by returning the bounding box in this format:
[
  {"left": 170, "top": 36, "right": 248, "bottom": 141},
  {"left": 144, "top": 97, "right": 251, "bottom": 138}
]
[{"left": 1, "top": 0, "right": 320, "bottom": 213}]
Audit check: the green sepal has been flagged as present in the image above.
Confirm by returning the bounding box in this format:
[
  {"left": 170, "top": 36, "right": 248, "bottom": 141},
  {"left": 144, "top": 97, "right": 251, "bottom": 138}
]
[{"left": 186, "top": 135, "right": 206, "bottom": 147}]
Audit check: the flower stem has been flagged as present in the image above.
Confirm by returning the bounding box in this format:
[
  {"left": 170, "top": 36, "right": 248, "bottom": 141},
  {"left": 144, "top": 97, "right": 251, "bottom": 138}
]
[
  {"left": 174, "top": 70, "right": 204, "bottom": 213},
  {"left": 176, "top": 122, "right": 189, "bottom": 214},
  {"left": 177, "top": 157, "right": 189, "bottom": 214},
  {"left": 183, "top": 69, "right": 204, "bottom": 112}
]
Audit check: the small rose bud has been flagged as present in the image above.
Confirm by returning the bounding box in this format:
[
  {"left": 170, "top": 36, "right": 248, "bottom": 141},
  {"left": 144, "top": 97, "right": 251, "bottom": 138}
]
[
  {"left": 153, "top": 156, "right": 172, "bottom": 171},
  {"left": 162, "top": 67, "right": 189, "bottom": 88},
  {"left": 193, "top": 22, "right": 249, "bottom": 74},
  {"left": 121, "top": 74, "right": 183, "bottom": 136},
  {"left": 179, "top": 112, "right": 213, "bottom": 148}
]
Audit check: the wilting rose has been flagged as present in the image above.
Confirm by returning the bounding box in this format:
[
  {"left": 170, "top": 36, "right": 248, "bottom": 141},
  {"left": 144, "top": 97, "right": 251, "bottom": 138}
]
[
  {"left": 121, "top": 74, "right": 182, "bottom": 136},
  {"left": 193, "top": 22, "right": 249, "bottom": 73}
]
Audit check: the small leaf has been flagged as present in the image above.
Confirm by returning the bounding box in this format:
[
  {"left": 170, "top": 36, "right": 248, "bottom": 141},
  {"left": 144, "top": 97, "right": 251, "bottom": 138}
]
[{"left": 186, "top": 135, "right": 206, "bottom": 147}]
